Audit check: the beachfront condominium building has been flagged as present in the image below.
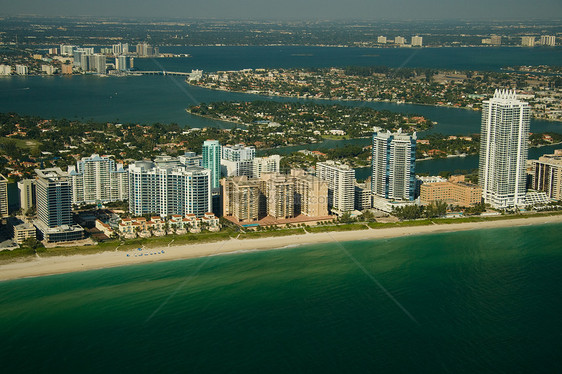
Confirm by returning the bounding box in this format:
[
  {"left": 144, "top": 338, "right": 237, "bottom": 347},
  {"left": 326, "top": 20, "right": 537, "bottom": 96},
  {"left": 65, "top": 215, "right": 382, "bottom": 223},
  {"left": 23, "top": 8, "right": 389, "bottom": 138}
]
[
  {"left": 291, "top": 169, "right": 329, "bottom": 217},
  {"left": 68, "top": 154, "right": 128, "bottom": 205},
  {"left": 371, "top": 128, "right": 417, "bottom": 201},
  {"left": 222, "top": 170, "right": 328, "bottom": 222},
  {"left": 377, "top": 36, "right": 387, "bottom": 44},
  {"left": 420, "top": 181, "right": 482, "bottom": 207},
  {"left": 262, "top": 173, "right": 295, "bottom": 219},
  {"left": 531, "top": 150, "right": 562, "bottom": 200},
  {"left": 521, "top": 36, "right": 536, "bottom": 47},
  {"left": 7, "top": 217, "right": 36, "bottom": 245},
  {"left": 316, "top": 161, "right": 355, "bottom": 213},
  {"left": 355, "top": 180, "right": 373, "bottom": 211},
  {"left": 222, "top": 176, "right": 262, "bottom": 222},
  {"left": 17, "top": 179, "right": 36, "bottom": 212},
  {"left": 202, "top": 140, "right": 221, "bottom": 191},
  {"left": 35, "top": 168, "right": 84, "bottom": 242},
  {"left": 128, "top": 157, "right": 211, "bottom": 218},
  {"left": 0, "top": 174, "right": 8, "bottom": 218},
  {"left": 540, "top": 35, "right": 556, "bottom": 46},
  {"left": 479, "top": 89, "right": 530, "bottom": 209},
  {"left": 411, "top": 36, "right": 423, "bottom": 47}
]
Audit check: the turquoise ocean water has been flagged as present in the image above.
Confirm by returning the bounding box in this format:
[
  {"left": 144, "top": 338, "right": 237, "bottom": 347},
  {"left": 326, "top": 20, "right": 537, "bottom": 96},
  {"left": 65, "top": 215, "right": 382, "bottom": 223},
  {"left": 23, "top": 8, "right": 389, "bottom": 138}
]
[{"left": 1, "top": 223, "right": 561, "bottom": 373}]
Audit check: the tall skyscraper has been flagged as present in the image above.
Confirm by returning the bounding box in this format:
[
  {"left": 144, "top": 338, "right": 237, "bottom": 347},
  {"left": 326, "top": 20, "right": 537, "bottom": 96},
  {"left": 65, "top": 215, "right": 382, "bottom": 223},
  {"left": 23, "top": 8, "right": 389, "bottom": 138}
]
[
  {"left": 479, "top": 89, "right": 530, "bottom": 209},
  {"left": 316, "top": 161, "right": 355, "bottom": 213},
  {"left": 15, "top": 65, "right": 28, "bottom": 75},
  {"left": 252, "top": 155, "right": 281, "bottom": 179},
  {"left": 291, "top": 169, "right": 329, "bottom": 217},
  {"left": 35, "top": 168, "right": 84, "bottom": 242},
  {"left": 17, "top": 179, "right": 36, "bottom": 212},
  {"left": 222, "top": 176, "right": 261, "bottom": 222},
  {"left": 371, "top": 128, "right": 417, "bottom": 201},
  {"left": 0, "top": 65, "right": 12, "bottom": 75},
  {"left": 540, "top": 35, "right": 556, "bottom": 46},
  {"left": 521, "top": 36, "right": 535, "bottom": 47},
  {"left": 68, "top": 154, "right": 128, "bottom": 205},
  {"left": 411, "top": 35, "right": 423, "bottom": 47},
  {"left": 202, "top": 140, "right": 221, "bottom": 190},
  {"left": 112, "top": 43, "right": 129, "bottom": 56},
  {"left": 59, "top": 44, "right": 76, "bottom": 56},
  {"left": 128, "top": 157, "right": 211, "bottom": 218},
  {"left": 221, "top": 144, "right": 256, "bottom": 178},
  {"left": 73, "top": 49, "right": 89, "bottom": 70},
  {"left": 116, "top": 56, "right": 128, "bottom": 71},
  {"left": 394, "top": 36, "right": 406, "bottom": 45},
  {"left": 91, "top": 54, "right": 107, "bottom": 74},
  {"left": 262, "top": 173, "right": 295, "bottom": 219},
  {"left": 222, "top": 144, "right": 255, "bottom": 161}
]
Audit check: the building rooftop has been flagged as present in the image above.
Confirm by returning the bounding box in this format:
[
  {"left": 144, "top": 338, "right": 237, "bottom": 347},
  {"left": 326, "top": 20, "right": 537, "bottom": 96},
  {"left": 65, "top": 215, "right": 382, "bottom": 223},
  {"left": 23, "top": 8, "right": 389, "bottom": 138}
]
[{"left": 35, "top": 167, "right": 68, "bottom": 181}]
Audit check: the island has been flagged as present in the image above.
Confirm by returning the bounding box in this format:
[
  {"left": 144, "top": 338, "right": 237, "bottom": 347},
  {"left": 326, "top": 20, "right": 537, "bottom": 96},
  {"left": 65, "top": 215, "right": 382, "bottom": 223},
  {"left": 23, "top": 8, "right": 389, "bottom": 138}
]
[{"left": 188, "top": 66, "right": 562, "bottom": 122}]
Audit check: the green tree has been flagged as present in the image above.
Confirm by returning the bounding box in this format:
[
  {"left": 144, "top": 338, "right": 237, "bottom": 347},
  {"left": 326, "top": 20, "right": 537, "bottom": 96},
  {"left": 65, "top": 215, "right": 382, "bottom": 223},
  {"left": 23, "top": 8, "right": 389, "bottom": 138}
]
[
  {"left": 339, "top": 212, "right": 355, "bottom": 224},
  {"left": 361, "top": 210, "right": 375, "bottom": 222},
  {"left": 393, "top": 205, "right": 424, "bottom": 220},
  {"left": 425, "top": 201, "right": 448, "bottom": 218},
  {"left": 21, "top": 238, "right": 44, "bottom": 252}
]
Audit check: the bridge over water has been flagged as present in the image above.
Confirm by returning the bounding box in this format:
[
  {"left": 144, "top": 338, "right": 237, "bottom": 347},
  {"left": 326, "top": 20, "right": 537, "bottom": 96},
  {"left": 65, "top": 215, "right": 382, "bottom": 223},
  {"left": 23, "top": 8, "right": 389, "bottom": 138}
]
[{"left": 135, "top": 71, "right": 191, "bottom": 76}]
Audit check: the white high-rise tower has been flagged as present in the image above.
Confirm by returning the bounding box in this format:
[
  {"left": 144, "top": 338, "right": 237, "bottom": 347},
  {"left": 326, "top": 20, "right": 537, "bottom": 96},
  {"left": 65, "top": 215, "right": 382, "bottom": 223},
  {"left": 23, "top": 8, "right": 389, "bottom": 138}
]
[
  {"left": 371, "top": 128, "right": 417, "bottom": 201},
  {"left": 479, "top": 89, "right": 530, "bottom": 209}
]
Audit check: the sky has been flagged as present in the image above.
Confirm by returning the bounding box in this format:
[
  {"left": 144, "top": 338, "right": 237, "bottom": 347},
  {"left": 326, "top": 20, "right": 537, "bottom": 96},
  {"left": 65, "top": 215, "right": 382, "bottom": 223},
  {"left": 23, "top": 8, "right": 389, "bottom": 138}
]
[{"left": 1, "top": 0, "right": 562, "bottom": 20}]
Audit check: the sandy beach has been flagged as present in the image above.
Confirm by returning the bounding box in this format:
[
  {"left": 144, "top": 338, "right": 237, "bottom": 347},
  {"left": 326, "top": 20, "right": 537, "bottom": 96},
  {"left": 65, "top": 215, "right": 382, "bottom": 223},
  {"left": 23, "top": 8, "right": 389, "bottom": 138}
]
[{"left": 1, "top": 214, "right": 561, "bottom": 281}]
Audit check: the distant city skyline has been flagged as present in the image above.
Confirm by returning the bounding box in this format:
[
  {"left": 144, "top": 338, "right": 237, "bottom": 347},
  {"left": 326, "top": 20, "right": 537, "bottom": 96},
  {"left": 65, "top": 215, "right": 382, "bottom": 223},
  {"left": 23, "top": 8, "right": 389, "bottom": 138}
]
[{"left": 1, "top": 0, "right": 562, "bottom": 20}]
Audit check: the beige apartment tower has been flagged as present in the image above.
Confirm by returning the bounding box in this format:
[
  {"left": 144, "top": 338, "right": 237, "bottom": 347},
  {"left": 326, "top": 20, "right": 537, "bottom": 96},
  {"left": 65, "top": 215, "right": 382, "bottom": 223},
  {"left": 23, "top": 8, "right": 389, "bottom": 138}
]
[
  {"left": 0, "top": 174, "right": 8, "bottom": 217},
  {"left": 221, "top": 176, "right": 261, "bottom": 222},
  {"left": 222, "top": 170, "right": 329, "bottom": 222},
  {"left": 291, "top": 170, "right": 329, "bottom": 217},
  {"left": 262, "top": 173, "right": 295, "bottom": 219},
  {"left": 532, "top": 151, "right": 562, "bottom": 200}
]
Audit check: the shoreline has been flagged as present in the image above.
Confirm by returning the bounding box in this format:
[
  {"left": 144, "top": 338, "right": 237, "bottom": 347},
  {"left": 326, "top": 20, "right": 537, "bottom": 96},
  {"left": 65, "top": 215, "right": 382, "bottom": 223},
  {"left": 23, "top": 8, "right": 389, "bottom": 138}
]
[{"left": 2, "top": 214, "right": 562, "bottom": 282}]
